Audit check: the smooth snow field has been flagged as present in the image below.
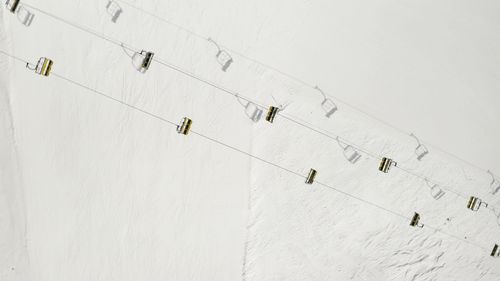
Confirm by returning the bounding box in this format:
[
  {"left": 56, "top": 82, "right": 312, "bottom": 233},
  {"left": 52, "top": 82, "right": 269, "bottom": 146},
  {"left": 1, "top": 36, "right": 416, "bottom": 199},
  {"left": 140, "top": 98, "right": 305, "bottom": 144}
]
[{"left": 1, "top": 0, "right": 500, "bottom": 280}]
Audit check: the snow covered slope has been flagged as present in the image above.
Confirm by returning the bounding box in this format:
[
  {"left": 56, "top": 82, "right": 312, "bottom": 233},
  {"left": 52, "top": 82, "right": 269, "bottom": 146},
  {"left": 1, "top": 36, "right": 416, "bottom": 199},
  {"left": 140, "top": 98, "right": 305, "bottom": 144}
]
[{"left": 1, "top": 0, "right": 499, "bottom": 280}]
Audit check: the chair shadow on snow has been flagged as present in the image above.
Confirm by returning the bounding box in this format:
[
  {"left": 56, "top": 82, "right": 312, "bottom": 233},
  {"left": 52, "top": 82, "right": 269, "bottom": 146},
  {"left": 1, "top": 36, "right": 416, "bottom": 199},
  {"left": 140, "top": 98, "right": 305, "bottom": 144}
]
[
  {"left": 235, "top": 96, "right": 264, "bottom": 123},
  {"left": 410, "top": 133, "right": 429, "bottom": 161},
  {"left": 106, "top": 0, "right": 122, "bottom": 23},
  {"left": 207, "top": 38, "right": 233, "bottom": 72},
  {"left": 425, "top": 178, "right": 446, "bottom": 200},
  {"left": 314, "top": 86, "right": 338, "bottom": 118},
  {"left": 5, "top": 0, "right": 35, "bottom": 27},
  {"left": 488, "top": 170, "right": 500, "bottom": 195},
  {"left": 335, "top": 137, "right": 362, "bottom": 164}
]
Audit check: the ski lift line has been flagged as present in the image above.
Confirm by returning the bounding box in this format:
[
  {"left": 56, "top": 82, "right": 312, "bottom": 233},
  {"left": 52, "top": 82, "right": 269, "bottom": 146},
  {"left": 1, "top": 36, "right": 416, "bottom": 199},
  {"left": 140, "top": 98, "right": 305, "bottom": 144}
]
[
  {"left": 0, "top": 50, "right": 491, "bottom": 255},
  {"left": 0, "top": 49, "right": 30, "bottom": 64},
  {"left": 14, "top": 5, "right": 492, "bottom": 214},
  {"left": 110, "top": 0, "right": 492, "bottom": 175},
  {"left": 51, "top": 73, "right": 178, "bottom": 127}
]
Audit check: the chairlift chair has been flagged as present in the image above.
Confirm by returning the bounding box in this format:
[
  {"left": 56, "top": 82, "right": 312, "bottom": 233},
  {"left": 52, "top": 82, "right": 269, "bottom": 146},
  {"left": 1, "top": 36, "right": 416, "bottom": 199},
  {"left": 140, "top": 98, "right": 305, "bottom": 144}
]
[
  {"left": 208, "top": 38, "right": 233, "bottom": 72},
  {"left": 177, "top": 117, "right": 192, "bottom": 135},
  {"left": 466, "top": 196, "right": 488, "bottom": 211},
  {"left": 379, "top": 157, "right": 396, "bottom": 173},
  {"left": 132, "top": 50, "right": 154, "bottom": 73},
  {"left": 26, "top": 57, "right": 53, "bottom": 76},
  {"left": 409, "top": 212, "right": 423, "bottom": 228},
  {"left": 16, "top": 5, "right": 34, "bottom": 26},
  {"left": 106, "top": 0, "right": 122, "bottom": 23},
  {"left": 492, "top": 244, "right": 499, "bottom": 257},
  {"left": 305, "top": 169, "right": 317, "bottom": 184},
  {"left": 265, "top": 106, "right": 279, "bottom": 123},
  {"left": 5, "top": 0, "right": 20, "bottom": 13}
]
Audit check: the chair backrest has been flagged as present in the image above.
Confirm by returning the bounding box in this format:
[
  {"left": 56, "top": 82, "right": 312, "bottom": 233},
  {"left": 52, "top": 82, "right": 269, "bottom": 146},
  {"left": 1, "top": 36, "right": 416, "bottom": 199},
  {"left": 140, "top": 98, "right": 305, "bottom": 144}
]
[
  {"left": 491, "top": 244, "right": 499, "bottom": 257},
  {"left": 7, "top": 0, "right": 20, "bottom": 13},
  {"left": 266, "top": 106, "right": 279, "bottom": 123},
  {"left": 306, "top": 169, "right": 317, "bottom": 184},
  {"left": 34, "top": 58, "right": 53, "bottom": 76},
  {"left": 379, "top": 157, "right": 395, "bottom": 173},
  {"left": 410, "top": 213, "right": 422, "bottom": 227},
  {"left": 142, "top": 51, "right": 154, "bottom": 69},
  {"left": 177, "top": 118, "right": 192, "bottom": 135}
]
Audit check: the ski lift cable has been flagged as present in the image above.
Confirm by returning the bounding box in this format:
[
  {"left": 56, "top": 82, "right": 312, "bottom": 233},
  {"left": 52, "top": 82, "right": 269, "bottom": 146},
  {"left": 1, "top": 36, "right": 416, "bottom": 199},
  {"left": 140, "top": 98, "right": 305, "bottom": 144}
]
[
  {"left": 109, "top": 0, "right": 492, "bottom": 176},
  {"left": 0, "top": 49, "right": 488, "bottom": 253},
  {"left": 15, "top": 4, "right": 495, "bottom": 215}
]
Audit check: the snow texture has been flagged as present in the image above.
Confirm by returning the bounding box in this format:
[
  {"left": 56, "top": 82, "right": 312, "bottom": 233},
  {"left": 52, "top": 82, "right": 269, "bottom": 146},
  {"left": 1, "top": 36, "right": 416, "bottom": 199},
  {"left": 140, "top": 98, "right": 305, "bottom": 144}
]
[{"left": 1, "top": 0, "right": 500, "bottom": 280}]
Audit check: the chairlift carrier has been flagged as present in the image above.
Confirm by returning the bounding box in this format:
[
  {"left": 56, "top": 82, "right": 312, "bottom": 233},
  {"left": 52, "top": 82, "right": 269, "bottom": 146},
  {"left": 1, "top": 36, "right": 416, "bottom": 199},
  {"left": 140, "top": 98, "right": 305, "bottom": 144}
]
[
  {"left": 306, "top": 169, "right": 317, "bottom": 184},
  {"left": 6, "top": 0, "right": 20, "bottom": 13},
  {"left": 27, "top": 57, "right": 53, "bottom": 76},
  {"left": 410, "top": 212, "right": 423, "bottom": 228},
  {"left": 379, "top": 157, "right": 396, "bottom": 173},
  {"left": 140, "top": 50, "right": 154, "bottom": 70},
  {"left": 492, "top": 244, "right": 499, "bottom": 257},
  {"left": 266, "top": 106, "right": 279, "bottom": 123},
  {"left": 467, "top": 196, "right": 487, "bottom": 211},
  {"left": 177, "top": 117, "right": 192, "bottom": 135}
]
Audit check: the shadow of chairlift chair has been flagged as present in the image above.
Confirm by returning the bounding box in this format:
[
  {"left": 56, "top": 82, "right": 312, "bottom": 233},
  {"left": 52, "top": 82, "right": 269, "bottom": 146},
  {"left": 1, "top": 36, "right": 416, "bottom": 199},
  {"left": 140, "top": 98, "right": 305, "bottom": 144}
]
[
  {"left": 409, "top": 212, "right": 424, "bottom": 228},
  {"left": 335, "top": 137, "right": 361, "bottom": 164},
  {"left": 491, "top": 244, "right": 499, "bottom": 257},
  {"left": 207, "top": 38, "right": 233, "bottom": 72},
  {"left": 378, "top": 157, "right": 397, "bottom": 173},
  {"left": 5, "top": 0, "right": 34, "bottom": 27},
  {"left": 236, "top": 96, "right": 263, "bottom": 123},
  {"left": 409, "top": 133, "right": 429, "bottom": 161},
  {"left": 466, "top": 196, "right": 488, "bottom": 212},
  {"left": 26, "top": 57, "right": 53, "bottom": 76},
  {"left": 176, "top": 117, "right": 192, "bottom": 135},
  {"left": 425, "top": 179, "right": 445, "bottom": 200},
  {"left": 106, "top": 0, "right": 122, "bottom": 23},
  {"left": 314, "top": 86, "right": 338, "bottom": 118},
  {"left": 487, "top": 170, "right": 500, "bottom": 195},
  {"left": 305, "top": 169, "right": 317, "bottom": 184}
]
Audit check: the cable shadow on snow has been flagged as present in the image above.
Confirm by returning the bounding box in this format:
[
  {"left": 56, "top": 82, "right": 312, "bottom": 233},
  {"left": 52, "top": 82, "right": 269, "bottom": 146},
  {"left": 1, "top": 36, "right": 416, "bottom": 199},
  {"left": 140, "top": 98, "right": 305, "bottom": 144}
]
[{"left": 106, "top": 0, "right": 123, "bottom": 23}]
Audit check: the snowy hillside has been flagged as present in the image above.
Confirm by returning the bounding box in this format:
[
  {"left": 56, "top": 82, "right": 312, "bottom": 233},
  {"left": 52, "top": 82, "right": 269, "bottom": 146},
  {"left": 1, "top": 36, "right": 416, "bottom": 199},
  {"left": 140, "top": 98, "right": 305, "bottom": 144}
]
[{"left": 1, "top": 0, "right": 500, "bottom": 280}]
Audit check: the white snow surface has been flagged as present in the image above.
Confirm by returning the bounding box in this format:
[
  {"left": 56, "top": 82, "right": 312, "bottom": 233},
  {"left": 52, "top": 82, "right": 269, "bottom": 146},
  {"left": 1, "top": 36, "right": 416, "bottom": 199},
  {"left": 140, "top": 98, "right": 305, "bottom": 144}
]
[{"left": 1, "top": 0, "right": 500, "bottom": 280}]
